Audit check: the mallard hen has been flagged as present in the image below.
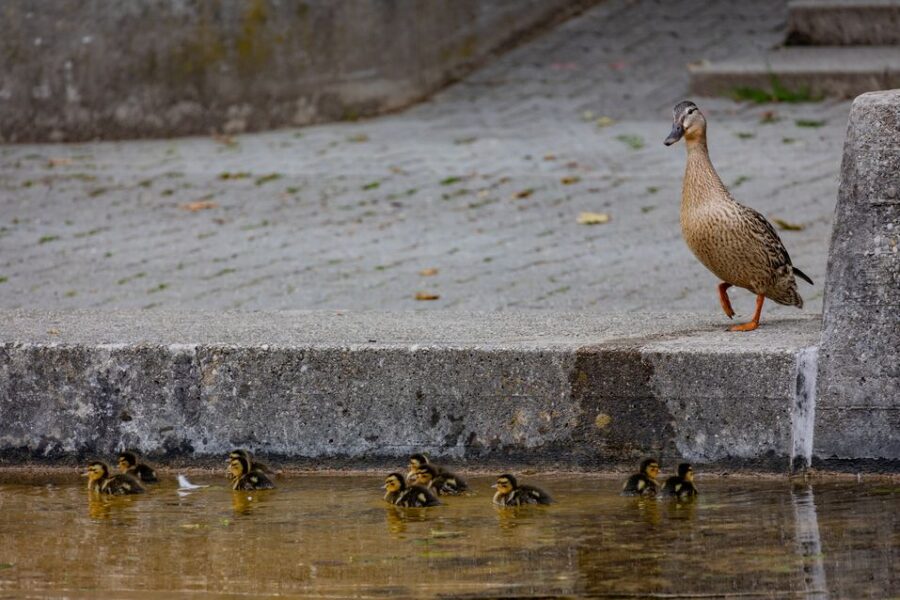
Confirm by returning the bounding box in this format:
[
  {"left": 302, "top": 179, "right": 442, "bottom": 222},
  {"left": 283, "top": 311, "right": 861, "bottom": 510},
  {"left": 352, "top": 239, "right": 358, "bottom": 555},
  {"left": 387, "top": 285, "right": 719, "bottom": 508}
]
[{"left": 665, "top": 100, "right": 813, "bottom": 331}]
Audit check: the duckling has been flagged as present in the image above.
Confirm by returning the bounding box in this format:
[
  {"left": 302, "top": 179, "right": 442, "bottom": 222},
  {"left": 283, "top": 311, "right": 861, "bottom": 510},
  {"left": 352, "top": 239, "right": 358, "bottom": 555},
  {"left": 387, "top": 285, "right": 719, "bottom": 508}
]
[
  {"left": 382, "top": 472, "right": 441, "bottom": 507},
  {"left": 665, "top": 101, "right": 813, "bottom": 332},
  {"left": 227, "top": 455, "right": 275, "bottom": 491},
  {"left": 84, "top": 461, "right": 145, "bottom": 495},
  {"left": 492, "top": 474, "right": 553, "bottom": 506},
  {"left": 227, "top": 449, "right": 276, "bottom": 479},
  {"left": 413, "top": 464, "right": 469, "bottom": 496},
  {"left": 116, "top": 451, "right": 158, "bottom": 483},
  {"left": 621, "top": 458, "right": 660, "bottom": 496},
  {"left": 661, "top": 463, "right": 699, "bottom": 500},
  {"left": 406, "top": 453, "right": 431, "bottom": 483}
]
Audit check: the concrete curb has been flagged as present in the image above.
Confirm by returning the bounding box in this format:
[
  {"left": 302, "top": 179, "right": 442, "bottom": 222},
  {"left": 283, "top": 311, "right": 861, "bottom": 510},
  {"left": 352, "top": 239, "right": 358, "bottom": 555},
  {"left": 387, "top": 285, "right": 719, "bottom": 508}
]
[{"left": 0, "top": 311, "right": 822, "bottom": 470}]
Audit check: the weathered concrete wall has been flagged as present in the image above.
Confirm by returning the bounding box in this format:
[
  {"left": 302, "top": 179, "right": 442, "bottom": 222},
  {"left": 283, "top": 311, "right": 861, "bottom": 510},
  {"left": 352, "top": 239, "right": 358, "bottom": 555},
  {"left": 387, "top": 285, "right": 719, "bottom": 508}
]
[
  {"left": 0, "top": 0, "right": 589, "bottom": 142},
  {"left": 815, "top": 89, "right": 900, "bottom": 464},
  {"left": 0, "top": 311, "right": 820, "bottom": 469}
]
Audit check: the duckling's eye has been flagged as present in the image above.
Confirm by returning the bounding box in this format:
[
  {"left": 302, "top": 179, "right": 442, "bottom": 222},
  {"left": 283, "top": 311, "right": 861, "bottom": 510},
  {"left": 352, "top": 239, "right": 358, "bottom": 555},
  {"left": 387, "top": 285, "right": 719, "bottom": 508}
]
[{"left": 687, "top": 108, "right": 696, "bottom": 115}]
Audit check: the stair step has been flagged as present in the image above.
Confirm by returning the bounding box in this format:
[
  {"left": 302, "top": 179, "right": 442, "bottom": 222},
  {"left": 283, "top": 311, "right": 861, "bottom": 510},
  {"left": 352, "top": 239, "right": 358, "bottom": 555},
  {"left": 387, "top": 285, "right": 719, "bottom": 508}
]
[
  {"left": 689, "top": 46, "right": 900, "bottom": 99},
  {"left": 787, "top": 0, "right": 900, "bottom": 46}
]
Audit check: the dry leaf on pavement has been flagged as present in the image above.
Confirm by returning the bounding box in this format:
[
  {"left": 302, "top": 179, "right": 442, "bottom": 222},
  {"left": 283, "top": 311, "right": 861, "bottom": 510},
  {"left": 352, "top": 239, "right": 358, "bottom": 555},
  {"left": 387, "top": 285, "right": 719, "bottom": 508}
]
[
  {"left": 577, "top": 212, "right": 611, "bottom": 225},
  {"left": 415, "top": 292, "right": 440, "bottom": 301}
]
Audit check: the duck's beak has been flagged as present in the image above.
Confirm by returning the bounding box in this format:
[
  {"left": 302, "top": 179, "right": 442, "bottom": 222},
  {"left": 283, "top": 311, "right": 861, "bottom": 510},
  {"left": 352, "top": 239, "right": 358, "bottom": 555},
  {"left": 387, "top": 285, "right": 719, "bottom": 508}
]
[
  {"left": 664, "top": 123, "right": 684, "bottom": 146},
  {"left": 490, "top": 483, "right": 498, "bottom": 489}
]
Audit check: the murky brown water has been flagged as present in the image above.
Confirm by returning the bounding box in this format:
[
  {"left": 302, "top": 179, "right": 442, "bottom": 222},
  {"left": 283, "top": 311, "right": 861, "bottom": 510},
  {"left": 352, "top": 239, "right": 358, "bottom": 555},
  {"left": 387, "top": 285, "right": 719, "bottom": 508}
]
[{"left": 0, "top": 472, "right": 897, "bottom": 599}]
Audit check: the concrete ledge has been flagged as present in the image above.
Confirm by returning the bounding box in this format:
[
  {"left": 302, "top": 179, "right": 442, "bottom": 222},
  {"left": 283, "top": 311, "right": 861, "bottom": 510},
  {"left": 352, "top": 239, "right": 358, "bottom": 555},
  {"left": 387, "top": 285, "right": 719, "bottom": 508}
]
[
  {"left": 0, "top": 0, "right": 591, "bottom": 142},
  {"left": 787, "top": 0, "right": 900, "bottom": 46},
  {"left": 689, "top": 47, "right": 900, "bottom": 98},
  {"left": 0, "top": 311, "right": 821, "bottom": 470}
]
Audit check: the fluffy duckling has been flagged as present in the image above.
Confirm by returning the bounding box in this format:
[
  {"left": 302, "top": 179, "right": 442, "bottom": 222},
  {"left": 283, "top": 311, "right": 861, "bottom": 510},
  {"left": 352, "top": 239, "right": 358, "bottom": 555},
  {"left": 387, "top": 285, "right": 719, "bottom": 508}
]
[
  {"left": 622, "top": 458, "right": 660, "bottom": 497},
  {"left": 227, "top": 455, "right": 275, "bottom": 491},
  {"left": 406, "top": 453, "right": 431, "bottom": 483},
  {"left": 383, "top": 472, "right": 441, "bottom": 507},
  {"left": 662, "top": 463, "right": 699, "bottom": 500},
  {"left": 117, "top": 451, "right": 158, "bottom": 483},
  {"left": 492, "top": 474, "right": 553, "bottom": 506},
  {"left": 227, "top": 449, "right": 276, "bottom": 479},
  {"left": 84, "top": 461, "right": 145, "bottom": 495},
  {"left": 665, "top": 100, "right": 813, "bottom": 331},
  {"left": 413, "top": 464, "right": 469, "bottom": 496}
]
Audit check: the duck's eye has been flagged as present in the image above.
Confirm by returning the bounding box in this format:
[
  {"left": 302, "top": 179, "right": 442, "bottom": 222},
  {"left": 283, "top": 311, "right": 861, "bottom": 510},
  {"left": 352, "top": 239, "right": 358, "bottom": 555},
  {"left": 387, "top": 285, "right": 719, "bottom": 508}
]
[{"left": 687, "top": 108, "right": 696, "bottom": 115}]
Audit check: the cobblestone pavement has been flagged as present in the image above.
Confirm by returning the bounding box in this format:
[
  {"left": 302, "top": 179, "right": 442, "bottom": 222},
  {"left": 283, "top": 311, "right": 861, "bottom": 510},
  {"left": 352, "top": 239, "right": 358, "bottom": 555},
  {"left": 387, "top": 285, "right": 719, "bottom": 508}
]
[{"left": 0, "top": 0, "right": 848, "bottom": 317}]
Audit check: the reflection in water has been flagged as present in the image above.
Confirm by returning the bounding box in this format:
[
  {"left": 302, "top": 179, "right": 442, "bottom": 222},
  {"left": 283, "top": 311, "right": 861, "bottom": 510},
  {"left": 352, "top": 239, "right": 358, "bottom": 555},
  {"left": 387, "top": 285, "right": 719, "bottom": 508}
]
[
  {"left": 0, "top": 474, "right": 895, "bottom": 598},
  {"left": 792, "top": 485, "right": 829, "bottom": 599}
]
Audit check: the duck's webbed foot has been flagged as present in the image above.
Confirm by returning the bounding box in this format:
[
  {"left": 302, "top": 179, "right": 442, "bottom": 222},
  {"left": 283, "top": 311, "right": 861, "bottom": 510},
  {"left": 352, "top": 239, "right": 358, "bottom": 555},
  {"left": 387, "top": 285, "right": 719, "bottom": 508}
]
[
  {"left": 718, "top": 282, "right": 735, "bottom": 319},
  {"left": 729, "top": 294, "right": 764, "bottom": 332}
]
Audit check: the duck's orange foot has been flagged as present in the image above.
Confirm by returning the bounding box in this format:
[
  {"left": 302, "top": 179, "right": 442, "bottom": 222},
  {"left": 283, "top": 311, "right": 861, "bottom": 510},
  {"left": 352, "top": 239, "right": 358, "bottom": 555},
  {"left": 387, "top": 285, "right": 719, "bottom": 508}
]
[
  {"left": 718, "top": 282, "right": 735, "bottom": 319},
  {"left": 729, "top": 321, "right": 759, "bottom": 332},
  {"left": 728, "top": 294, "right": 765, "bottom": 332}
]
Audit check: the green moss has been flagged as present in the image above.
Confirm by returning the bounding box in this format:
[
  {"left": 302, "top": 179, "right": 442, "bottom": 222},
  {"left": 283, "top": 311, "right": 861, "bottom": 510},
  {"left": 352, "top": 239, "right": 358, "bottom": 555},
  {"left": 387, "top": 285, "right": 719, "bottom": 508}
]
[
  {"left": 236, "top": 0, "right": 272, "bottom": 72},
  {"left": 255, "top": 173, "right": 282, "bottom": 186},
  {"left": 362, "top": 181, "right": 380, "bottom": 191},
  {"left": 795, "top": 119, "right": 826, "bottom": 128},
  {"left": 38, "top": 235, "right": 59, "bottom": 244},
  {"left": 732, "top": 76, "right": 822, "bottom": 104},
  {"left": 440, "top": 177, "right": 462, "bottom": 186},
  {"left": 615, "top": 134, "right": 644, "bottom": 150}
]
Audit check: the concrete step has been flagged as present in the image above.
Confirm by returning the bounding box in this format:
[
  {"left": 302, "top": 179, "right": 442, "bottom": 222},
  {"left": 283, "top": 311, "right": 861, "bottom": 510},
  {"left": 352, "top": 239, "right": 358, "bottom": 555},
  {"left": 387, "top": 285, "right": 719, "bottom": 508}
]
[
  {"left": 787, "top": 0, "right": 900, "bottom": 46},
  {"left": 689, "top": 46, "right": 900, "bottom": 99},
  {"left": 0, "top": 310, "right": 822, "bottom": 470}
]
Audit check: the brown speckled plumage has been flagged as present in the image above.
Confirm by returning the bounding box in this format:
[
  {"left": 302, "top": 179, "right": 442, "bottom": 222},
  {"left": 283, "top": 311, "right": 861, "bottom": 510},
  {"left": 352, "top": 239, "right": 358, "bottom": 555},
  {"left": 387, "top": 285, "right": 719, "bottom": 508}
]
[{"left": 667, "top": 101, "right": 812, "bottom": 318}]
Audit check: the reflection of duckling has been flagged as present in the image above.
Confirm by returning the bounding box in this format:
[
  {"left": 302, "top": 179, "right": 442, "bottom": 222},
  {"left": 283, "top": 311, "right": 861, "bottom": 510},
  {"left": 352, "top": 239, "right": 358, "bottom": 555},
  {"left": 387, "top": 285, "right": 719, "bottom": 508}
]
[
  {"left": 117, "top": 451, "right": 158, "bottom": 483},
  {"left": 492, "top": 474, "right": 552, "bottom": 506},
  {"left": 227, "top": 449, "right": 276, "bottom": 479},
  {"left": 413, "top": 464, "right": 469, "bottom": 495},
  {"left": 228, "top": 455, "right": 275, "bottom": 491},
  {"left": 84, "top": 461, "right": 145, "bottom": 495},
  {"left": 662, "top": 463, "right": 699, "bottom": 500},
  {"left": 383, "top": 472, "right": 440, "bottom": 507},
  {"left": 622, "top": 458, "right": 660, "bottom": 496}
]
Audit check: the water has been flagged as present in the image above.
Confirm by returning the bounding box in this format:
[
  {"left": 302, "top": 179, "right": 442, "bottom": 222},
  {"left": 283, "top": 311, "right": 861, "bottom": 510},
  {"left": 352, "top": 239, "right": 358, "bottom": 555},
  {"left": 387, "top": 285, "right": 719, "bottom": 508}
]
[{"left": 0, "top": 472, "right": 897, "bottom": 598}]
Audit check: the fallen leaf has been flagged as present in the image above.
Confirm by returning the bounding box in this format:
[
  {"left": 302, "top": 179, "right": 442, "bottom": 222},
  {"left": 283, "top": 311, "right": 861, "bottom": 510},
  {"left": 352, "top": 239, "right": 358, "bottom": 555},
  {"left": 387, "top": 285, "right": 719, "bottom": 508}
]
[
  {"left": 513, "top": 189, "right": 534, "bottom": 199},
  {"left": 577, "top": 212, "right": 611, "bottom": 225},
  {"left": 772, "top": 218, "right": 805, "bottom": 231},
  {"left": 415, "top": 292, "right": 440, "bottom": 301},
  {"left": 543, "top": 154, "right": 557, "bottom": 161},
  {"left": 561, "top": 176, "right": 581, "bottom": 185},
  {"left": 419, "top": 268, "right": 439, "bottom": 276},
  {"left": 212, "top": 133, "right": 237, "bottom": 147},
  {"left": 47, "top": 158, "right": 73, "bottom": 168},
  {"left": 595, "top": 116, "right": 615, "bottom": 128},
  {"left": 47, "top": 328, "right": 60, "bottom": 335},
  {"left": 181, "top": 200, "right": 218, "bottom": 212}
]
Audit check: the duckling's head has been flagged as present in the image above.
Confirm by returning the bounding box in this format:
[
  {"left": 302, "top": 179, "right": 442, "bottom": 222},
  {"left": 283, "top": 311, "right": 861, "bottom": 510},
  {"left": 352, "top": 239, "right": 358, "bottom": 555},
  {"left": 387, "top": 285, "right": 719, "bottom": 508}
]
[
  {"left": 414, "top": 464, "right": 439, "bottom": 486},
  {"left": 383, "top": 472, "right": 406, "bottom": 493},
  {"left": 229, "top": 449, "right": 252, "bottom": 463},
  {"left": 84, "top": 461, "right": 109, "bottom": 483},
  {"left": 664, "top": 100, "right": 705, "bottom": 146},
  {"left": 117, "top": 451, "right": 137, "bottom": 472},
  {"left": 408, "top": 453, "right": 429, "bottom": 472},
  {"left": 492, "top": 474, "right": 518, "bottom": 495},
  {"left": 678, "top": 462, "right": 694, "bottom": 481},
  {"left": 228, "top": 456, "right": 250, "bottom": 480},
  {"left": 640, "top": 458, "right": 661, "bottom": 479}
]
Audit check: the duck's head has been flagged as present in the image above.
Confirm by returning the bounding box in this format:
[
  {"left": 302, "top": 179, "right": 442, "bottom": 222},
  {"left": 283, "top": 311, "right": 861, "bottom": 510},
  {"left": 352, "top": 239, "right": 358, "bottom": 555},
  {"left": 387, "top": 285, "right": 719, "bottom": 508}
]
[
  {"left": 640, "top": 458, "right": 661, "bottom": 480},
  {"left": 664, "top": 100, "right": 705, "bottom": 146},
  {"left": 228, "top": 455, "right": 250, "bottom": 480},
  {"left": 407, "top": 453, "right": 429, "bottom": 472},
  {"left": 383, "top": 472, "right": 406, "bottom": 493},
  {"left": 117, "top": 451, "right": 137, "bottom": 473},
  {"left": 229, "top": 449, "right": 252, "bottom": 463},
  {"left": 677, "top": 462, "right": 694, "bottom": 482},
  {"left": 492, "top": 474, "right": 518, "bottom": 495},
  {"left": 84, "top": 461, "right": 109, "bottom": 484},
  {"left": 414, "top": 464, "right": 439, "bottom": 486}
]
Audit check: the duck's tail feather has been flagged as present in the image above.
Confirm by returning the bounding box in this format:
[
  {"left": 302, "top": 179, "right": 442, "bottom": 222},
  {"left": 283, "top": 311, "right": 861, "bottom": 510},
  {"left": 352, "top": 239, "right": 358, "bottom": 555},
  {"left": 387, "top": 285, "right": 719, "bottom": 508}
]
[{"left": 793, "top": 267, "right": 813, "bottom": 286}]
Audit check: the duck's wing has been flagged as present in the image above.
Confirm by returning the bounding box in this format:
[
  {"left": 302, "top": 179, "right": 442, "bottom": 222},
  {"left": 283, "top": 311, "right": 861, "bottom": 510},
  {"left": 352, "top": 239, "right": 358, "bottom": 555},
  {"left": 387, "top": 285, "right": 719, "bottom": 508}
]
[{"left": 734, "top": 203, "right": 794, "bottom": 270}]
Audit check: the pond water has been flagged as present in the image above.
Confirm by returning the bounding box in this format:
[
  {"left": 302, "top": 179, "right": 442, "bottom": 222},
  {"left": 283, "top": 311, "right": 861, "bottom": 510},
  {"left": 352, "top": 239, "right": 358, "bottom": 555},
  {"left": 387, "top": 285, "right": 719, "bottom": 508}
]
[{"left": 0, "top": 472, "right": 896, "bottom": 598}]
